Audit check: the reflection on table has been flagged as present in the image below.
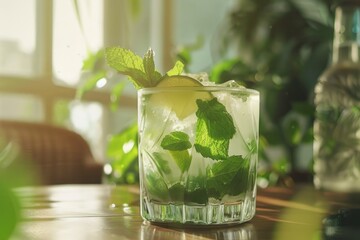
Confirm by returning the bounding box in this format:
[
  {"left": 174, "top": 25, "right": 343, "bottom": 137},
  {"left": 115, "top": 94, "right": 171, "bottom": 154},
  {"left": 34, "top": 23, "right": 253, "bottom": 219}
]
[{"left": 9, "top": 184, "right": 360, "bottom": 240}]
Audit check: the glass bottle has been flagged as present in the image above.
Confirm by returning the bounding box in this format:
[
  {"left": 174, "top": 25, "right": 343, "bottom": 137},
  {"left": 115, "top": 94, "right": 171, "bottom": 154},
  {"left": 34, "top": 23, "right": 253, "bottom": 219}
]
[{"left": 314, "top": 1, "right": 360, "bottom": 192}]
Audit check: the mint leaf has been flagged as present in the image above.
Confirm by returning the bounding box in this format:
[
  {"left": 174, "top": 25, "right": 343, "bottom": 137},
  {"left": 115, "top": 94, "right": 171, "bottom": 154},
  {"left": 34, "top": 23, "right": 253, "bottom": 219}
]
[
  {"left": 105, "top": 47, "right": 148, "bottom": 89},
  {"left": 194, "top": 119, "right": 229, "bottom": 160},
  {"left": 208, "top": 156, "right": 244, "bottom": 183},
  {"left": 105, "top": 47, "right": 163, "bottom": 89},
  {"left": 160, "top": 131, "right": 192, "bottom": 173},
  {"left": 196, "top": 98, "right": 235, "bottom": 139},
  {"left": 166, "top": 61, "right": 184, "bottom": 76},
  {"left": 145, "top": 170, "right": 169, "bottom": 202},
  {"left": 161, "top": 132, "right": 192, "bottom": 173},
  {"left": 105, "top": 47, "right": 183, "bottom": 89},
  {"left": 169, "top": 150, "right": 191, "bottom": 173},
  {"left": 194, "top": 98, "right": 236, "bottom": 160},
  {"left": 143, "top": 48, "right": 162, "bottom": 86},
  {"left": 227, "top": 160, "right": 253, "bottom": 196},
  {"left": 184, "top": 175, "right": 208, "bottom": 204},
  {"left": 161, "top": 131, "right": 192, "bottom": 151},
  {"left": 207, "top": 155, "right": 250, "bottom": 198},
  {"left": 168, "top": 183, "right": 185, "bottom": 202},
  {"left": 170, "top": 176, "right": 209, "bottom": 204}
]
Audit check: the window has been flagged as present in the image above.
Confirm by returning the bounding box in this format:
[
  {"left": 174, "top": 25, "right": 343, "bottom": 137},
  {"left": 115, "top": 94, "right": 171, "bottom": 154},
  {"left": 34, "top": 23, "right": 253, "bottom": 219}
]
[
  {"left": 0, "top": 0, "right": 142, "bottom": 161},
  {"left": 0, "top": 0, "right": 234, "bottom": 161},
  {"left": 173, "top": 0, "right": 237, "bottom": 72},
  {"left": 0, "top": 0, "right": 37, "bottom": 77},
  {"left": 53, "top": 0, "right": 103, "bottom": 86}
]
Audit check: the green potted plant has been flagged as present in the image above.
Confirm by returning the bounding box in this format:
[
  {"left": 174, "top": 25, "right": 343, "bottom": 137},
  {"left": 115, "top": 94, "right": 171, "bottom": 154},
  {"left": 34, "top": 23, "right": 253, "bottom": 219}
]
[{"left": 210, "top": 0, "right": 334, "bottom": 185}]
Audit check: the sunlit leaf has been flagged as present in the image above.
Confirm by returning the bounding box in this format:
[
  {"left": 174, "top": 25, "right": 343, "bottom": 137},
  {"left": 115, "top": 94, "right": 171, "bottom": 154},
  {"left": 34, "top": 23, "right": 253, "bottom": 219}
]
[
  {"left": 107, "top": 123, "right": 138, "bottom": 184},
  {"left": 82, "top": 50, "right": 104, "bottom": 71},
  {"left": 76, "top": 70, "right": 106, "bottom": 99}
]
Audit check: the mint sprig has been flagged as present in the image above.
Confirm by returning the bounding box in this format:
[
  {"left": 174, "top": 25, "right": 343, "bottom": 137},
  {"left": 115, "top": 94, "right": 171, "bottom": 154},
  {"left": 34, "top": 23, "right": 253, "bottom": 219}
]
[
  {"left": 105, "top": 47, "right": 184, "bottom": 89},
  {"left": 106, "top": 47, "right": 255, "bottom": 203},
  {"left": 143, "top": 49, "right": 162, "bottom": 86},
  {"left": 105, "top": 47, "right": 148, "bottom": 88}
]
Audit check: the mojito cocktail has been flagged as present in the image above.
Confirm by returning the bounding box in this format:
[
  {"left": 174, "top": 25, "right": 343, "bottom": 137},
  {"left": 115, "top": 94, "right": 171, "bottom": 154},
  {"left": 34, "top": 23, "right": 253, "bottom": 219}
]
[
  {"left": 105, "top": 47, "right": 259, "bottom": 226},
  {"left": 138, "top": 75, "right": 259, "bottom": 225}
]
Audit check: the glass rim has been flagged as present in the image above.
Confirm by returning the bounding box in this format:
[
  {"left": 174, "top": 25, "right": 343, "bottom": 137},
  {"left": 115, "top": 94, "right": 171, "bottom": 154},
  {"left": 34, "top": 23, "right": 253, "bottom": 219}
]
[{"left": 138, "top": 86, "right": 259, "bottom": 95}]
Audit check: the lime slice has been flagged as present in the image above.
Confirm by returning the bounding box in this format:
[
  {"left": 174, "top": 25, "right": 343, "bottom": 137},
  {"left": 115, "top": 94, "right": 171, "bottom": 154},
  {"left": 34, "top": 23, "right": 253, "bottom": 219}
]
[{"left": 150, "top": 75, "right": 212, "bottom": 119}]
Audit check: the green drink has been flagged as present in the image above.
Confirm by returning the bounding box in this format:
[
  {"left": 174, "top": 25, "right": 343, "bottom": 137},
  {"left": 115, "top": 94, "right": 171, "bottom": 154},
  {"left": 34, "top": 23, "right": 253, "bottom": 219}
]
[{"left": 106, "top": 47, "right": 259, "bottom": 226}]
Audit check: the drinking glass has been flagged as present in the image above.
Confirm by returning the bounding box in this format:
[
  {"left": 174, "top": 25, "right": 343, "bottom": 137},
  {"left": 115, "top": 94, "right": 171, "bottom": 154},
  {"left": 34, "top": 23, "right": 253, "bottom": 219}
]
[{"left": 138, "top": 84, "right": 259, "bottom": 226}]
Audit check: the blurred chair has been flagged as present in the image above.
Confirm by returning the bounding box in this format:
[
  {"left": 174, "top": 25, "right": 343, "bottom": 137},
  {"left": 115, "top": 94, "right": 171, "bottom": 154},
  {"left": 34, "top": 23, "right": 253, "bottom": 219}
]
[{"left": 0, "top": 120, "right": 103, "bottom": 185}]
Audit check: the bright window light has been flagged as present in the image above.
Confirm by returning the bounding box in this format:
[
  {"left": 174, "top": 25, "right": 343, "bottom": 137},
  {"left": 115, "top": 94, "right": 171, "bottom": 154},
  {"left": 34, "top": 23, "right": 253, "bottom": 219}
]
[
  {"left": 0, "top": 0, "right": 36, "bottom": 76},
  {"left": 53, "top": 0, "right": 103, "bottom": 86}
]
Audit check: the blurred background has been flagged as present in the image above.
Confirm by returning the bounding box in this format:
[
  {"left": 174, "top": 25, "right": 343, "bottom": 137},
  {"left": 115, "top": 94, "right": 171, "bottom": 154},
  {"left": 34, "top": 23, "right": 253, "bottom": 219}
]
[{"left": 0, "top": 0, "right": 335, "bottom": 188}]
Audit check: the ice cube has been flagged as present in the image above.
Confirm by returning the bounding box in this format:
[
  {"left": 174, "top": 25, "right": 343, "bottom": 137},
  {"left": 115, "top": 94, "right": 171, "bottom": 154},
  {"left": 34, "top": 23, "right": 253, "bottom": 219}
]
[
  {"left": 184, "top": 72, "right": 209, "bottom": 82},
  {"left": 140, "top": 104, "right": 176, "bottom": 150},
  {"left": 215, "top": 80, "right": 249, "bottom": 103},
  {"left": 218, "top": 80, "right": 247, "bottom": 89},
  {"left": 183, "top": 72, "right": 217, "bottom": 86},
  {"left": 214, "top": 91, "right": 259, "bottom": 156}
]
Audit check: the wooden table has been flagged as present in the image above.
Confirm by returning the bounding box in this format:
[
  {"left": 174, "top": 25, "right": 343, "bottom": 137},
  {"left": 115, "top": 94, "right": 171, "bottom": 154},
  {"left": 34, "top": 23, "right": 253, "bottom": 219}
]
[{"left": 9, "top": 184, "right": 360, "bottom": 240}]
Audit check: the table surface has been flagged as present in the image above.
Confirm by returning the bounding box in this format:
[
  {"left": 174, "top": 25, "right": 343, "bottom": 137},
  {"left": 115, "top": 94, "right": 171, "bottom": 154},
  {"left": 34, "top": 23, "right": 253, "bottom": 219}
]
[{"left": 9, "top": 184, "right": 360, "bottom": 240}]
